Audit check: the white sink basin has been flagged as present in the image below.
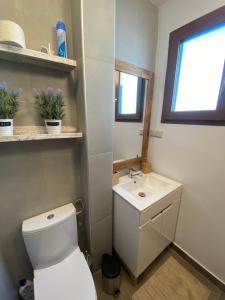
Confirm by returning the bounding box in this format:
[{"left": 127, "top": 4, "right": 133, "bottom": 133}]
[
  {"left": 122, "top": 175, "right": 169, "bottom": 198},
  {"left": 113, "top": 172, "right": 182, "bottom": 211}
]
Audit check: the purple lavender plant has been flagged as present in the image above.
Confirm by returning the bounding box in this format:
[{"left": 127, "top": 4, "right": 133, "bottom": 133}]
[
  {"left": 0, "top": 81, "right": 8, "bottom": 91},
  {"left": 0, "top": 81, "right": 23, "bottom": 119},
  {"left": 33, "top": 87, "right": 65, "bottom": 120}
]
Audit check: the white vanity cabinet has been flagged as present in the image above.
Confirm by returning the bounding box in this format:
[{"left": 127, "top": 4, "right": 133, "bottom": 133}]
[
  {"left": 138, "top": 210, "right": 163, "bottom": 276},
  {"left": 113, "top": 188, "right": 181, "bottom": 278}
]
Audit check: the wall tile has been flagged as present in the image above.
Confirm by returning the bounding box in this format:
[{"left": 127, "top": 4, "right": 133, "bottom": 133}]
[
  {"left": 75, "top": 57, "right": 87, "bottom": 132},
  {"left": 22, "top": 0, "right": 74, "bottom": 58},
  {"left": 0, "top": 140, "right": 81, "bottom": 293},
  {"left": 74, "top": 57, "right": 92, "bottom": 249},
  {"left": 81, "top": 0, "right": 115, "bottom": 267},
  {"left": 0, "top": 61, "right": 31, "bottom": 125},
  {"left": 89, "top": 152, "right": 113, "bottom": 224},
  {"left": 0, "top": 0, "right": 24, "bottom": 28},
  {"left": 0, "top": 61, "right": 77, "bottom": 127},
  {"left": 29, "top": 68, "right": 77, "bottom": 127},
  {"left": 219, "top": 293, "right": 225, "bottom": 300},
  {"left": 90, "top": 215, "right": 112, "bottom": 268},
  {"left": 71, "top": 0, "right": 83, "bottom": 60},
  {"left": 115, "top": 0, "right": 158, "bottom": 70},
  {"left": 83, "top": 0, "right": 115, "bottom": 63},
  {"left": 0, "top": 257, "right": 19, "bottom": 300},
  {"left": 85, "top": 57, "right": 114, "bottom": 155},
  {"left": 0, "top": 1, "right": 81, "bottom": 299}
]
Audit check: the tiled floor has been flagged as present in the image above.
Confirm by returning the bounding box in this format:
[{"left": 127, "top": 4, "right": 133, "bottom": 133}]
[{"left": 94, "top": 248, "right": 225, "bottom": 300}]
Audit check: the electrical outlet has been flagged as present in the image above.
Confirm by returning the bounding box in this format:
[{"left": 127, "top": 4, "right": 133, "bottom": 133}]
[{"left": 150, "top": 129, "right": 163, "bottom": 138}]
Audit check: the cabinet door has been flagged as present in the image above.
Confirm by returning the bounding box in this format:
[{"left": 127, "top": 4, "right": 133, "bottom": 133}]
[
  {"left": 161, "top": 200, "right": 180, "bottom": 249},
  {"left": 137, "top": 212, "right": 162, "bottom": 276}
]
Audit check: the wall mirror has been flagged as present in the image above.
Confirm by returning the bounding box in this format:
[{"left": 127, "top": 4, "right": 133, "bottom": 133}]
[{"left": 113, "top": 60, "right": 154, "bottom": 172}]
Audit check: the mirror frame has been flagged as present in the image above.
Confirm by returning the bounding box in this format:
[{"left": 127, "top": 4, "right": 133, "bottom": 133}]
[{"left": 113, "top": 60, "right": 154, "bottom": 172}]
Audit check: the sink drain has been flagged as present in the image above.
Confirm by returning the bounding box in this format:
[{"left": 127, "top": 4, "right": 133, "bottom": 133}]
[{"left": 138, "top": 192, "right": 146, "bottom": 198}]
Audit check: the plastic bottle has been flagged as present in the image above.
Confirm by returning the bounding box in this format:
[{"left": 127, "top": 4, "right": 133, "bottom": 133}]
[
  {"left": 19, "top": 278, "right": 34, "bottom": 300},
  {"left": 56, "top": 21, "right": 68, "bottom": 58}
]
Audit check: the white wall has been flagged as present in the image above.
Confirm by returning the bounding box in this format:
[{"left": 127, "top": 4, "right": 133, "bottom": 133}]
[
  {"left": 149, "top": 0, "right": 225, "bottom": 283},
  {"left": 114, "top": 0, "right": 158, "bottom": 161}
]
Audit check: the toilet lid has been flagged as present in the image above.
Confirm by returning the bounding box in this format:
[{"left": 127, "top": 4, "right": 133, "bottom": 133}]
[{"left": 34, "top": 248, "right": 97, "bottom": 300}]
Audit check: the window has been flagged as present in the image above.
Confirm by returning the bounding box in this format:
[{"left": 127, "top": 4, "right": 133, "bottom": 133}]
[
  {"left": 115, "top": 71, "right": 145, "bottom": 122},
  {"left": 162, "top": 5, "right": 225, "bottom": 125}
]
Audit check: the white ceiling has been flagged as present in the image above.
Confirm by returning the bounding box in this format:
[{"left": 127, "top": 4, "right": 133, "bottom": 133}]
[{"left": 149, "top": 0, "right": 168, "bottom": 7}]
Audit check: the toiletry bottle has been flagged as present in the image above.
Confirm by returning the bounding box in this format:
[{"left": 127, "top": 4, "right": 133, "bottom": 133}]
[
  {"left": 56, "top": 21, "right": 67, "bottom": 58},
  {"left": 19, "top": 278, "right": 34, "bottom": 300}
]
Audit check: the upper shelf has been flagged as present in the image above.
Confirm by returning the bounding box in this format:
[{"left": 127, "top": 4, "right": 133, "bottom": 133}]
[{"left": 0, "top": 44, "right": 77, "bottom": 72}]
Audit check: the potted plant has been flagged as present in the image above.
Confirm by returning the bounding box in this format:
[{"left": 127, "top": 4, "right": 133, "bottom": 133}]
[
  {"left": 34, "top": 87, "right": 65, "bottom": 134},
  {"left": 0, "top": 81, "right": 23, "bottom": 136}
]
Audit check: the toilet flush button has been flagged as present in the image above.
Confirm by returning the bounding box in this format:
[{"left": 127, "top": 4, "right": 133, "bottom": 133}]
[{"left": 47, "top": 214, "right": 55, "bottom": 220}]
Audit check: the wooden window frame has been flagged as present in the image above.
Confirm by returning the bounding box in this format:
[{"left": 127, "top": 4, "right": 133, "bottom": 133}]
[
  {"left": 115, "top": 71, "right": 145, "bottom": 122},
  {"left": 162, "top": 5, "right": 225, "bottom": 126}
]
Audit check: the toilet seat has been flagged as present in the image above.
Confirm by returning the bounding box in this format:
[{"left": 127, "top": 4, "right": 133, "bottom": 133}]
[{"left": 34, "top": 248, "right": 97, "bottom": 300}]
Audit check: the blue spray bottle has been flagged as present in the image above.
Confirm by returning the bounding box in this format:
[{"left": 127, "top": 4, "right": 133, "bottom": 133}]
[{"left": 56, "top": 21, "right": 68, "bottom": 58}]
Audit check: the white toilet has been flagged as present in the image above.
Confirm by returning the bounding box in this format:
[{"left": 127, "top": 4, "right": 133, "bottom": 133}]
[{"left": 22, "top": 203, "right": 97, "bottom": 300}]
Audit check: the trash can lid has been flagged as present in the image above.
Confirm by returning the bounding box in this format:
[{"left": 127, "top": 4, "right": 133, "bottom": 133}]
[{"left": 102, "top": 254, "right": 121, "bottom": 279}]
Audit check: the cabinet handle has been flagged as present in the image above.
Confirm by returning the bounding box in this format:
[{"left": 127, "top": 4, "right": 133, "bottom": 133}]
[
  {"left": 163, "top": 203, "right": 173, "bottom": 213},
  {"left": 151, "top": 211, "right": 162, "bottom": 221},
  {"left": 150, "top": 203, "right": 173, "bottom": 221}
]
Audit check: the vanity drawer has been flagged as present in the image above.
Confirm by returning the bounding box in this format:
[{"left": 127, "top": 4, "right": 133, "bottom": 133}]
[{"left": 139, "top": 187, "right": 181, "bottom": 226}]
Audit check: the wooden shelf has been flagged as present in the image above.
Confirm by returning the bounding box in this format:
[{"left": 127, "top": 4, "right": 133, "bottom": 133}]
[
  {"left": 0, "top": 126, "right": 82, "bottom": 143},
  {"left": 0, "top": 44, "right": 77, "bottom": 72}
]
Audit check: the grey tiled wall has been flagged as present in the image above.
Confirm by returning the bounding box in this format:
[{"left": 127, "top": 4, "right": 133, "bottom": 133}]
[
  {"left": 73, "top": 0, "right": 115, "bottom": 268},
  {"left": 0, "top": 1, "right": 82, "bottom": 299},
  {"left": 84, "top": 0, "right": 115, "bottom": 267},
  {"left": 1, "top": 0, "right": 74, "bottom": 59},
  {"left": 0, "top": 0, "right": 115, "bottom": 298},
  {"left": 0, "top": 141, "right": 82, "bottom": 300},
  {"left": 115, "top": 0, "right": 158, "bottom": 70}
]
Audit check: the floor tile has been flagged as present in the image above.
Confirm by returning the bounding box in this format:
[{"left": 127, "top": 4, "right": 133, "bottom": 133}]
[{"left": 93, "top": 248, "right": 224, "bottom": 300}]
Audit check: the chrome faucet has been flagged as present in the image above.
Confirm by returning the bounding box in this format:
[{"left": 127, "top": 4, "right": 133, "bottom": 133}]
[{"left": 129, "top": 168, "right": 142, "bottom": 178}]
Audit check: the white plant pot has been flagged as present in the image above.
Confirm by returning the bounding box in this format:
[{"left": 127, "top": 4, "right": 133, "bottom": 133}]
[
  {"left": 0, "top": 119, "right": 13, "bottom": 136},
  {"left": 45, "top": 120, "right": 62, "bottom": 134}
]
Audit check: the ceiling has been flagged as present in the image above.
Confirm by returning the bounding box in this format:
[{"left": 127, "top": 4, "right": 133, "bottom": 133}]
[{"left": 149, "top": 0, "right": 168, "bottom": 7}]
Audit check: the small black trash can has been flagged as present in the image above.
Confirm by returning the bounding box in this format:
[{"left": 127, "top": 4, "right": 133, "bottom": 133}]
[{"left": 101, "top": 254, "right": 121, "bottom": 297}]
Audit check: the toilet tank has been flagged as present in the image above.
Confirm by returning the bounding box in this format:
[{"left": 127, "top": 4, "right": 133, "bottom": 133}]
[{"left": 22, "top": 203, "right": 78, "bottom": 270}]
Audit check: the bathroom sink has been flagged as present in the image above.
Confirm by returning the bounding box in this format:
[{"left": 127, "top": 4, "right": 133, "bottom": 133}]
[
  {"left": 113, "top": 173, "right": 182, "bottom": 278},
  {"left": 113, "top": 172, "right": 182, "bottom": 211},
  {"left": 122, "top": 175, "right": 169, "bottom": 199}
]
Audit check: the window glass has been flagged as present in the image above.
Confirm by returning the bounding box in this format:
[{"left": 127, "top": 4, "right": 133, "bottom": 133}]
[
  {"left": 172, "top": 24, "right": 225, "bottom": 112},
  {"left": 119, "top": 72, "right": 138, "bottom": 114}
]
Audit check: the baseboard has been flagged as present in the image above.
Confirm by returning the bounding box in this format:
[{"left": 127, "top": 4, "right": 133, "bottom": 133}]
[{"left": 171, "top": 243, "right": 225, "bottom": 292}]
